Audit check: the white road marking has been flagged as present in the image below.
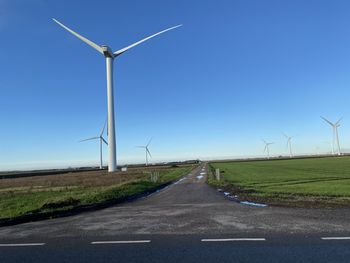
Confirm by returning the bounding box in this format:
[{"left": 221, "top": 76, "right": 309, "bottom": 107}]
[
  {"left": 0, "top": 243, "right": 45, "bottom": 247},
  {"left": 91, "top": 240, "right": 151, "bottom": 245},
  {"left": 201, "top": 238, "right": 266, "bottom": 242},
  {"left": 321, "top": 237, "right": 350, "bottom": 240}
]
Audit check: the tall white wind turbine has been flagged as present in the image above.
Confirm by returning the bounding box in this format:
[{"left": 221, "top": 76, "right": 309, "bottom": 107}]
[
  {"left": 282, "top": 133, "right": 293, "bottom": 158},
  {"left": 80, "top": 120, "right": 108, "bottom": 169},
  {"left": 53, "top": 19, "right": 182, "bottom": 172},
  {"left": 262, "top": 139, "right": 274, "bottom": 159},
  {"left": 136, "top": 138, "right": 153, "bottom": 166},
  {"left": 321, "top": 116, "right": 342, "bottom": 156}
]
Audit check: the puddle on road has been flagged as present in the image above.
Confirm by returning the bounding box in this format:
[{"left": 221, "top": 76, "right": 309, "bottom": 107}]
[
  {"left": 196, "top": 175, "right": 204, "bottom": 180},
  {"left": 174, "top": 177, "right": 187, "bottom": 185},
  {"left": 240, "top": 201, "right": 268, "bottom": 207},
  {"left": 219, "top": 189, "right": 268, "bottom": 207}
]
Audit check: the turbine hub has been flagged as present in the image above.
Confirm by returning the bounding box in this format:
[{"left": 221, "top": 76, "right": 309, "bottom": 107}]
[{"left": 101, "top": 45, "right": 114, "bottom": 58}]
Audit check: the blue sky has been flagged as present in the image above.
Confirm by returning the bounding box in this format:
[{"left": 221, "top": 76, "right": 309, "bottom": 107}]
[{"left": 1, "top": 0, "right": 350, "bottom": 170}]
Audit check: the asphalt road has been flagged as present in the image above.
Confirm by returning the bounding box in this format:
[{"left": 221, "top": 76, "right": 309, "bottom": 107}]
[{"left": 0, "top": 164, "right": 350, "bottom": 262}]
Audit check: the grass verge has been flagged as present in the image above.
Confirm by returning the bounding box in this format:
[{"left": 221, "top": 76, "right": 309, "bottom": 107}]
[
  {"left": 0, "top": 165, "right": 194, "bottom": 225},
  {"left": 208, "top": 157, "right": 350, "bottom": 208}
]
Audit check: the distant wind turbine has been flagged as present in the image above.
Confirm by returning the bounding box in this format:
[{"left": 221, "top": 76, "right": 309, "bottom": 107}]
[
  {"left": 53, "top": 19, "right": 182, "bottom": 172},
  {"left": 262, "top": 139, "right": 274, "bottom": 159},
  {"left": 321, "top": 116, "right": 342, "bottom": 156},
  {"left": 137, "top": 138, "right": 153, "bottom": 166},
  {"left": 80, "top": 120, "right": 108, "bottom": 169},
  {"left": 282, "top": 133, "right": 294, "bottom": 158}
]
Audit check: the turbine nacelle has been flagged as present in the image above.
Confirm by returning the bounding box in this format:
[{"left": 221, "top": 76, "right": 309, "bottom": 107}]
[{"left": 101, "top": 45, "right": 114, "bottom": 58}]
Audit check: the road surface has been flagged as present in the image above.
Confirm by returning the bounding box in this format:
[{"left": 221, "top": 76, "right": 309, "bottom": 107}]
[{"left": 0, "top": 164, "right": 349, "bottom": 262}]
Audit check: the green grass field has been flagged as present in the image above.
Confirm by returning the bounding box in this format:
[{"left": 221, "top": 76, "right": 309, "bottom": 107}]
[
  {"left": 0, "top": 166, "right": 193, "bottom": 220},
  {"left": 209, "top": 157, "right": 350, "bottom": 207}
]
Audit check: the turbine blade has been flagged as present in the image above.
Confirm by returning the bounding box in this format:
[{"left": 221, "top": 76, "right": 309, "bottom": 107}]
[
  {"left": 52, "top": 18, "right": 104, "bottom": 54},
  {"left": 335, "top": 117, "right": 343, "bottom": 126},
  {"left": 146, "top": 148, "right": 152, "bottom": 158},
  {"left": 321, "top": 116, "right": 334, "bottom": 126},
  {"left": 146, "top": 137, "right": 153, "bottom": 147},
  {"left": 79, "top": 136, "right": 99, "bottom": 142},
  {"left": 100, "top": 119, "right": 107, "bottom": 136},
  {"left": 113, "top": 24, "right": 182, "bottom": 56},
  {"left": 101, "top": 137, "right": 108, "bottom": 145}
]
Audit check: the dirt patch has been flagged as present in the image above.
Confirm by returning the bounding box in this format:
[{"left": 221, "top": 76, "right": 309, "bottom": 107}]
[{"left": 41, "top": 198, "right": 81, "bottom": 210}]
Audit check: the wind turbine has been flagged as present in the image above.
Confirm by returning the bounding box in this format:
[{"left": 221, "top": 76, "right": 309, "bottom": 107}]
[
  {"left": 80, "top": 120, "right": 108, "bottom": 169},
  {"left": 136, "top": 138, "right": 153, "bottom": 166},
  {"left": 262, "top": 139, "right": 274, "bottom": 159},
  {"left": 282, "top": 133, "right": 293, "bottom": 158},
  {"left": 321, "top": 116, "right": 342, "bottom": 156},
  {"left": 53, "top": 19, "right": 182, "bottom": 172}
]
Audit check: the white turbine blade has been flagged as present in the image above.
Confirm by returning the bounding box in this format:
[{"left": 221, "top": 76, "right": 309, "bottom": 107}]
[
  {"left": 52, "top": 18, "right": 104, "bottom": 54},
  {"left": 100, "top": 119, "right": 107, "bottom": 136},
  {"left": 101, "top": 137, "right": 108, "bottom": 145},
  {"left": 113, "top": 24, "right": 182, "bottom": 56},
  {"left": 282, "top": 132, "right": 289, "bottom": 139},
  {"left": 261, "top": 139, "right": 267, "bottom": 144},
  {"left": 146, "top": 137, "right": 153, "bottom": 147},
  {"left": 335, "top": 117, "right": 343, "bottom": 126},
  {"left": 321, "top": 116, "right": 334, "bottom": 127},
  {"left": 146, "top": 148, "right": 152, "bottom": 158},
  {"left": 79, "top": 136, "right": 99, "bottom": 142}
]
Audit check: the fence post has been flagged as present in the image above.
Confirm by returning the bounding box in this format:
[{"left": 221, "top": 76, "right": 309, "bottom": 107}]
[{"left": 215, "top": 168, "right": 220, "bottom": 181}]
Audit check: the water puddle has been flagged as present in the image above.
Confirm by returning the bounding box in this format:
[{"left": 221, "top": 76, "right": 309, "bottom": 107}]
[
  {"left": 240, "top": 201, "right": 268, "bottom": 207},
  {"left": 219, "top": 190, "right": 268, "bottom": 207},
  {"left": 174, "top": 177, "right": 187, "bottom": 185}
]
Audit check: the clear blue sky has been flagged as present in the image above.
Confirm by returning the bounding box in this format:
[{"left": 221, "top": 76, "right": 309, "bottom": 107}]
[{"left": 1, "top": 0, "right": 350, "bottom": 170}]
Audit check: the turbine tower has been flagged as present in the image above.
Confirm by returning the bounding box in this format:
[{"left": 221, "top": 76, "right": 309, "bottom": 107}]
[
  {"left": 321, "top": 116, "right": 342, "bottom": 156},
  {"left": 282, "top": 133, "right": 293, "bottom": 158},
  {"left": 137, "top": 138, "right": 153, "bottom": 166},
  {"left": 53, "top": 19, "right": 181, "bottom": 172},
  {"left": 262, "top": 139, "right": 274, "bottom": 159},
  {"left": 80, "top": 120, "right": 108, "bottom": 169}
]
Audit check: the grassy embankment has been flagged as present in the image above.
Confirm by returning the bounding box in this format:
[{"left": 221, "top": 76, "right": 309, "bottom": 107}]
[
  {"left": 0, "top": 165, "right": 194, "bottom": 220},
  {"left": 208, "top": 157, "right": 350, "bottom": 207}
]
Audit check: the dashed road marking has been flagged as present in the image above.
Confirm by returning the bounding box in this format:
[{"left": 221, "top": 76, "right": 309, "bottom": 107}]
[
  {"left": 0, "top": 243, "right": 46, "bottom": 247},
  {"left": 91, "top": 240, "right": 151, "bottom": 245},
  {"left": 201, "top": 238, "right": 266, "bottom": 242},
  {"left": 321, "top": 237, "right": 350, "bottom": 240}
]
